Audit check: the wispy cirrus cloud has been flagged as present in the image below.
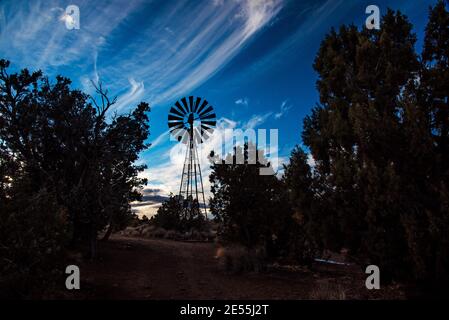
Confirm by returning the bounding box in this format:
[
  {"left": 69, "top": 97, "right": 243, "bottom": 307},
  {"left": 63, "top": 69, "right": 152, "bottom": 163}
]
[
  {"left": 1, "top": 0, "right": 287, "bottom": 218},
  {"left": 0, "top": 0, "right": 141, "bottom": 70},
  {"left": 101, "top": 0, "right": 284, "bottom": 108},
  {"left": 0, "top": 0, "right": 284, "bottom": 112},
  {"left": 244, "top": 112, "right": 273, "bottom": 130},
  {"left": 111, "top": 78, "right": 145, "bottom": 113},
  {"left": 275, "top": 100, "right": 292, "bottom": 119},
  {"left": 235, "top": 97, "right": 249, "bottom": 107}
]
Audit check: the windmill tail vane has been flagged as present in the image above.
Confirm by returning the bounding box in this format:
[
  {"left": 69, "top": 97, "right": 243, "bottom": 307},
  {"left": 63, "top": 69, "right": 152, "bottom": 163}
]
[{"left": 167, "top": 96, "right": 216, "bottom": 219}]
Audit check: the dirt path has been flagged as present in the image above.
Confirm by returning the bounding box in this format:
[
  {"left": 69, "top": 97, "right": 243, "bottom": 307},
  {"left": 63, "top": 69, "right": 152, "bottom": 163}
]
[{"left": 71, "top": 236, "right": 402, "bottom": 299}]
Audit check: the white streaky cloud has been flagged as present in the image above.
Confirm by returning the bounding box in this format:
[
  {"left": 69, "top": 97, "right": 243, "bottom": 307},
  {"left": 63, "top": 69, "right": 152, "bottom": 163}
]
[
  {"left": 1, "top": 0, "right": 283, "bottom": 114},
  {"left": 235, "top": 97, "right": 249, "bottom": 106},
  {"left": 275, "top": 100, "right": 292, "bottom": 119},
  {"left": 111, "top": 78, "right": 145, "bottom": 113},
  {"left": 0, "top": 0, "right": 143, "bottom": 72},
  {"left": 150, "top": 130, "right": 170, "bottom": 149},
  {"left": 93, "top": 50, "right": 100, "bottom": 85},
  {"left": 79, "top": 40, "right": 107, "bottom": 95},
  {"left": 240, "top": 0, "right": 281, "bottom": 39},
  {"left": 98, "top": 0, "right": 284, "bottom": 111},
  {"left": 244, "top": 112, "right": 273, "bottom": 130},
  {"left": 213, "top": 0, "right": 225, "bottom": 7},
  {"left": 1, "top": 0, "right": 288, "bottom": 207},
  {"left": 226, "top": 0, "right": 347, "bottom": 84}
]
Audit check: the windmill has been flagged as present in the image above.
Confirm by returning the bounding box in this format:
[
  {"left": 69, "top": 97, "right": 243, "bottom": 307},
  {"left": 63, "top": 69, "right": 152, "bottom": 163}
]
[{"left": 167, "top": 96, "right": 216, "bottom": 219}]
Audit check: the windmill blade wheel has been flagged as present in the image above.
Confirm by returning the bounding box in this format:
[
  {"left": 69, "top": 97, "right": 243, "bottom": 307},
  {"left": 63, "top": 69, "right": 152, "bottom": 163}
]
[{"left": 167, "top": 96, "right": 216, "bottom": 145}]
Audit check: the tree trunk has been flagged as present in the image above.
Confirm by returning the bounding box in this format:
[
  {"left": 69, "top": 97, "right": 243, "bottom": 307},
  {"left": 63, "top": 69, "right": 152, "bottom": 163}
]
[
  {"left": 101, "top": 223, "right": 114, "bottom": 241},
  {"left": 90, "top": 225, "right": 97, "bottom": 260}
]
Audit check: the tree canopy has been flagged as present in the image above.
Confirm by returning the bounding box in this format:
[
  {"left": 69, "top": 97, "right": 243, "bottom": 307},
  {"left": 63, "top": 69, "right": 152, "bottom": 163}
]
[
  {"left": 0, "top": 59, "right": 150, "bottom": 296},
  {"left": 286, "top": 2, "right": 449, "bottom": 282}
]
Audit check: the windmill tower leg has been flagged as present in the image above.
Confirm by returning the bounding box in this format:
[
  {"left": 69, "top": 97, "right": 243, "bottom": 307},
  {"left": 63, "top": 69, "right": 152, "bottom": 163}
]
[
  {"left": 178, "top": 128, "right": 207, "bottom": 221},
  {"left": 194, "top": 144, "right": 207, "bottom": 219}
]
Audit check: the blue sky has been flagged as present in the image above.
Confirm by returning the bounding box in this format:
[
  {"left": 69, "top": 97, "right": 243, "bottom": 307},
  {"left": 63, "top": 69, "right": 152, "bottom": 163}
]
[{"left": 0, "top": 0, "right": 437, "bottom": 217}]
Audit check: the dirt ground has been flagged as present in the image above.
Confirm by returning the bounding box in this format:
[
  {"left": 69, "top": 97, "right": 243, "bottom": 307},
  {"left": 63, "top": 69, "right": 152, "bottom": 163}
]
[{"left": 67, "top": 235, "right": 406, "bottom": 300}]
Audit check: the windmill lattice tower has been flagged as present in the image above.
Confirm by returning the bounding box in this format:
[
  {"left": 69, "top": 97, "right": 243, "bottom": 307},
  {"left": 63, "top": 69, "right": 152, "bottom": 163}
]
[{"left": 168, "top": 96, "right": 216, "bottom": 219}]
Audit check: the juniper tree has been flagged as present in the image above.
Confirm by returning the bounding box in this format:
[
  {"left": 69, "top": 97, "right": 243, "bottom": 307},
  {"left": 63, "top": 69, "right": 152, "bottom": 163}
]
[
  {"left": 297, "top": 5, "right": 449, "bottom": 282},
  {"left": 209, "top": 143, "right": 294, "bottom": 259},
  {"left": 0, "top": 59, "right": 150, "bottom": 292}
]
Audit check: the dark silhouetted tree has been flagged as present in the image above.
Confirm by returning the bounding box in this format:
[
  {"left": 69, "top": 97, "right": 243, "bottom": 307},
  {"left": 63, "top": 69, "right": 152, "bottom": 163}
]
[
  {"left": 0, "top": 59, "right": 150, "bottom": 296},
  {"left": 209, "top": 143, "right": 296, "bottom": 261},
  {"left": 151, "top": 193, "right": 207, "bottom": 232},
  {"left": 282, "top": 146, "right": 317, "bottom": 263},
  {"left": 295, "top": 2, "right": 449, "bottom": 283},
  {"left": 151, "top": 194, "right": 183, "bottom": 231}
]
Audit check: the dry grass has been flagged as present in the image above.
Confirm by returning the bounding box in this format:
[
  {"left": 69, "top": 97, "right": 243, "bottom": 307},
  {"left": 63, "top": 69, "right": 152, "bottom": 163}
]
[
  {"left": 117, "top": 225, "right": 215, "bottom": 242},
  {"left": 215, "top": 245, "right": 266, "bottom": 273},
  {"left": 308, "top": 281, "right": 346, "bottom": 300}
]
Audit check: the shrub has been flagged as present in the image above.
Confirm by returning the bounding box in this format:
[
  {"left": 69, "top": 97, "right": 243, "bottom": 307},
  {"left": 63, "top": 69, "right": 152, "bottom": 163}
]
[
  {"left": 0, "top": 188, "right": 69, "bottom": 298},
  {"left": 308, "top": 281, "right": 346, "bottom": 300},
  {"left": 151, "top": 227, "right": 167, "bottom": 238},
  {"left": 216, "top": 245, "right": 266, "bottom": 273},
  {"left": 164, "top": 230, "right": 177, "bottom": 240}
]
